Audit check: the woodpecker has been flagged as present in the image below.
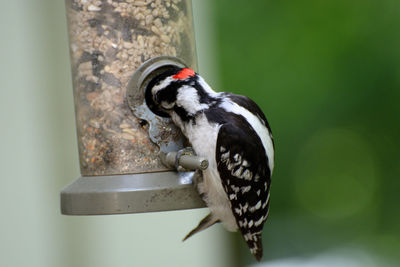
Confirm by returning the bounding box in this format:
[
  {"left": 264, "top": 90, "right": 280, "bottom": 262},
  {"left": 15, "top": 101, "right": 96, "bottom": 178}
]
[{"left": 145, "top": 67, "right": 274, "bottom": 261}]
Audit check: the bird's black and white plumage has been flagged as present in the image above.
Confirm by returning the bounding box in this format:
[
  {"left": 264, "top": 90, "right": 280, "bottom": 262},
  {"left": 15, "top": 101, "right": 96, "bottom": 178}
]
[{"left": 146, "top": 67, "right": 274, "bottom": 261}]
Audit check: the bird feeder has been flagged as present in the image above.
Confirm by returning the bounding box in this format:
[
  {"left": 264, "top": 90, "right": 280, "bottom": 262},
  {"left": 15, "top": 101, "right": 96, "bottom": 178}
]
[{"left": 61, "top": 0, "right": 205, "bottom": 215}]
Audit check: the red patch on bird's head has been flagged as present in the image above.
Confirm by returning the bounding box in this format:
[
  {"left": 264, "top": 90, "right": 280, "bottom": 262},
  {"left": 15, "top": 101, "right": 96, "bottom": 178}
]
[{"left": 173, "top": 68, "right": 195, "bottom": 80}]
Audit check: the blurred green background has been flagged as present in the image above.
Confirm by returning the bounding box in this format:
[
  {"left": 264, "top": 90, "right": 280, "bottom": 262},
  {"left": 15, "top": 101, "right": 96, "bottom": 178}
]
[
  {"left": 212, "top": 0, "right": 400, "bottom": 266},
  {"left": 0, "top": 0, "right": 399, "bottom": 267}
]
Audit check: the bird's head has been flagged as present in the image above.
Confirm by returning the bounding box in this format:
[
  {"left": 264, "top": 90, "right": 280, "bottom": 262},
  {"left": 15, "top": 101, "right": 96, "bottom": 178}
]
[{"left": 145, "top": 67, "right": 217, "bottom": 120}]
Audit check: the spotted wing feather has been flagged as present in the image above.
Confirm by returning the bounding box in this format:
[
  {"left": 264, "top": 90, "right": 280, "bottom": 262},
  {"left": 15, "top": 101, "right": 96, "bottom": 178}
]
[{"left": 216, "top": 122, "right": 271, "bottom": 261}]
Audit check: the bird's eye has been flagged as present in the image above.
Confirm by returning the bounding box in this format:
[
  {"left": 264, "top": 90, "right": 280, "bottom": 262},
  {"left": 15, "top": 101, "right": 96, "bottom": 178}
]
[{"left": 153, "top": 92, "right": 160, "bottom": 104}]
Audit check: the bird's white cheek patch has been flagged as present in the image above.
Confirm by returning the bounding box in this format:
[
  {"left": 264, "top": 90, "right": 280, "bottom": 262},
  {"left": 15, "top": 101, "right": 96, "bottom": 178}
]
[
  {"left": 161, "top": 101, "right": 174, "bottom": 110},
  {"left": 176, "top": 86, "right": 209, "bottom": 114}
]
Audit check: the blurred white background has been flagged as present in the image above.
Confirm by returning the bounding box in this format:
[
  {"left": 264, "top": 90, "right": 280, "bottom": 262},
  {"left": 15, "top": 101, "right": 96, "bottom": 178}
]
[{"left": 0, "top": 1, "right": 230, "bottom": 267}]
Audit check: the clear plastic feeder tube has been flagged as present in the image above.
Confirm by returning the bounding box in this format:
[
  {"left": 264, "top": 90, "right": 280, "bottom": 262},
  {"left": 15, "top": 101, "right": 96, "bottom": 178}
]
[
  {"left": 61, "top": 0, "right": 204, "bottom": 215},
  {"left": 65, "top": 0, "right": 197, "bottom": 176}
]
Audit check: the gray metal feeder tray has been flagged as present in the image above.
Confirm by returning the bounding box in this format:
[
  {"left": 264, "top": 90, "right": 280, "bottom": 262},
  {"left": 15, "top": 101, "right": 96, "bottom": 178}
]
[{"left": 61, "top": 171, "right": 204, "bottom": 215}]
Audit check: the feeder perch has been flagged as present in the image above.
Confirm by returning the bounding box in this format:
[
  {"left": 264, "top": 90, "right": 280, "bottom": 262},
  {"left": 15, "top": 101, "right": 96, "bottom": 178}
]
[{"left": 61, "top": 0, "right": 205, "bottom": 215}]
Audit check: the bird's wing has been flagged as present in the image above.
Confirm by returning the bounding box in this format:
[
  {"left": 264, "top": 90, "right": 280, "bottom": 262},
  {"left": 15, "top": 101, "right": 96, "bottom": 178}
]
[{"left": 216, "top": 122, "right": 272, "bottom": 261}]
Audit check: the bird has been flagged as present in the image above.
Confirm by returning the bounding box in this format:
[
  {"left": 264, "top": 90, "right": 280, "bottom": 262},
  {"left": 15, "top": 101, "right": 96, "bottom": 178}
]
[{"left": 145, "top": 67, "right": 274, "bottom": 261}]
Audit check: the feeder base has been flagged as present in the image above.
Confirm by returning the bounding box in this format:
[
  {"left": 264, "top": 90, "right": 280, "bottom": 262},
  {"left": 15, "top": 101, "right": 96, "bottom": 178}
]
[{"left": 60, "top": 171, "right": 205, "bottom": 215}]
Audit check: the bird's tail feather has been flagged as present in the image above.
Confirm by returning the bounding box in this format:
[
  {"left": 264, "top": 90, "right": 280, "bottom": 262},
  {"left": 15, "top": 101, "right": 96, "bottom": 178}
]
[
  {"left": 244, "top": 233, "right": 263, "bottom": 261},
  {"left": 182, "top": 213, "right": 219, "bottom": 241}
]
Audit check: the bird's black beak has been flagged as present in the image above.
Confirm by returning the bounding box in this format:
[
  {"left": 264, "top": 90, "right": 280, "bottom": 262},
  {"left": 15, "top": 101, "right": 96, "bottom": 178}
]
[{"left": 144, "top": 85, "right": 170, "bottom": 118}]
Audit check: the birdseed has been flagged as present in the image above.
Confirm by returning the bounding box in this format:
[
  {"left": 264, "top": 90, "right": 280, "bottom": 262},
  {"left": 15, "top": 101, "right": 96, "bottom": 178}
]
[{"left": 65, "top": 0, "right": 196, "bottom": 175}]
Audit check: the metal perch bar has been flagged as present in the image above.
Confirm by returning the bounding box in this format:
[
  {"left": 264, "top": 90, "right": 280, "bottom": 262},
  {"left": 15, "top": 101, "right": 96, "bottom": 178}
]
[{"left": 160, "top": 151, "right": 209, "bottom": 171}]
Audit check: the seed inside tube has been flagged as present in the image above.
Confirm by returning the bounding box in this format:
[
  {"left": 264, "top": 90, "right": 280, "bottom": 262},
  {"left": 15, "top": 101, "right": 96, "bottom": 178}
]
[{"left": 65, "top": 0, "right": 196, "bottom": 175}]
